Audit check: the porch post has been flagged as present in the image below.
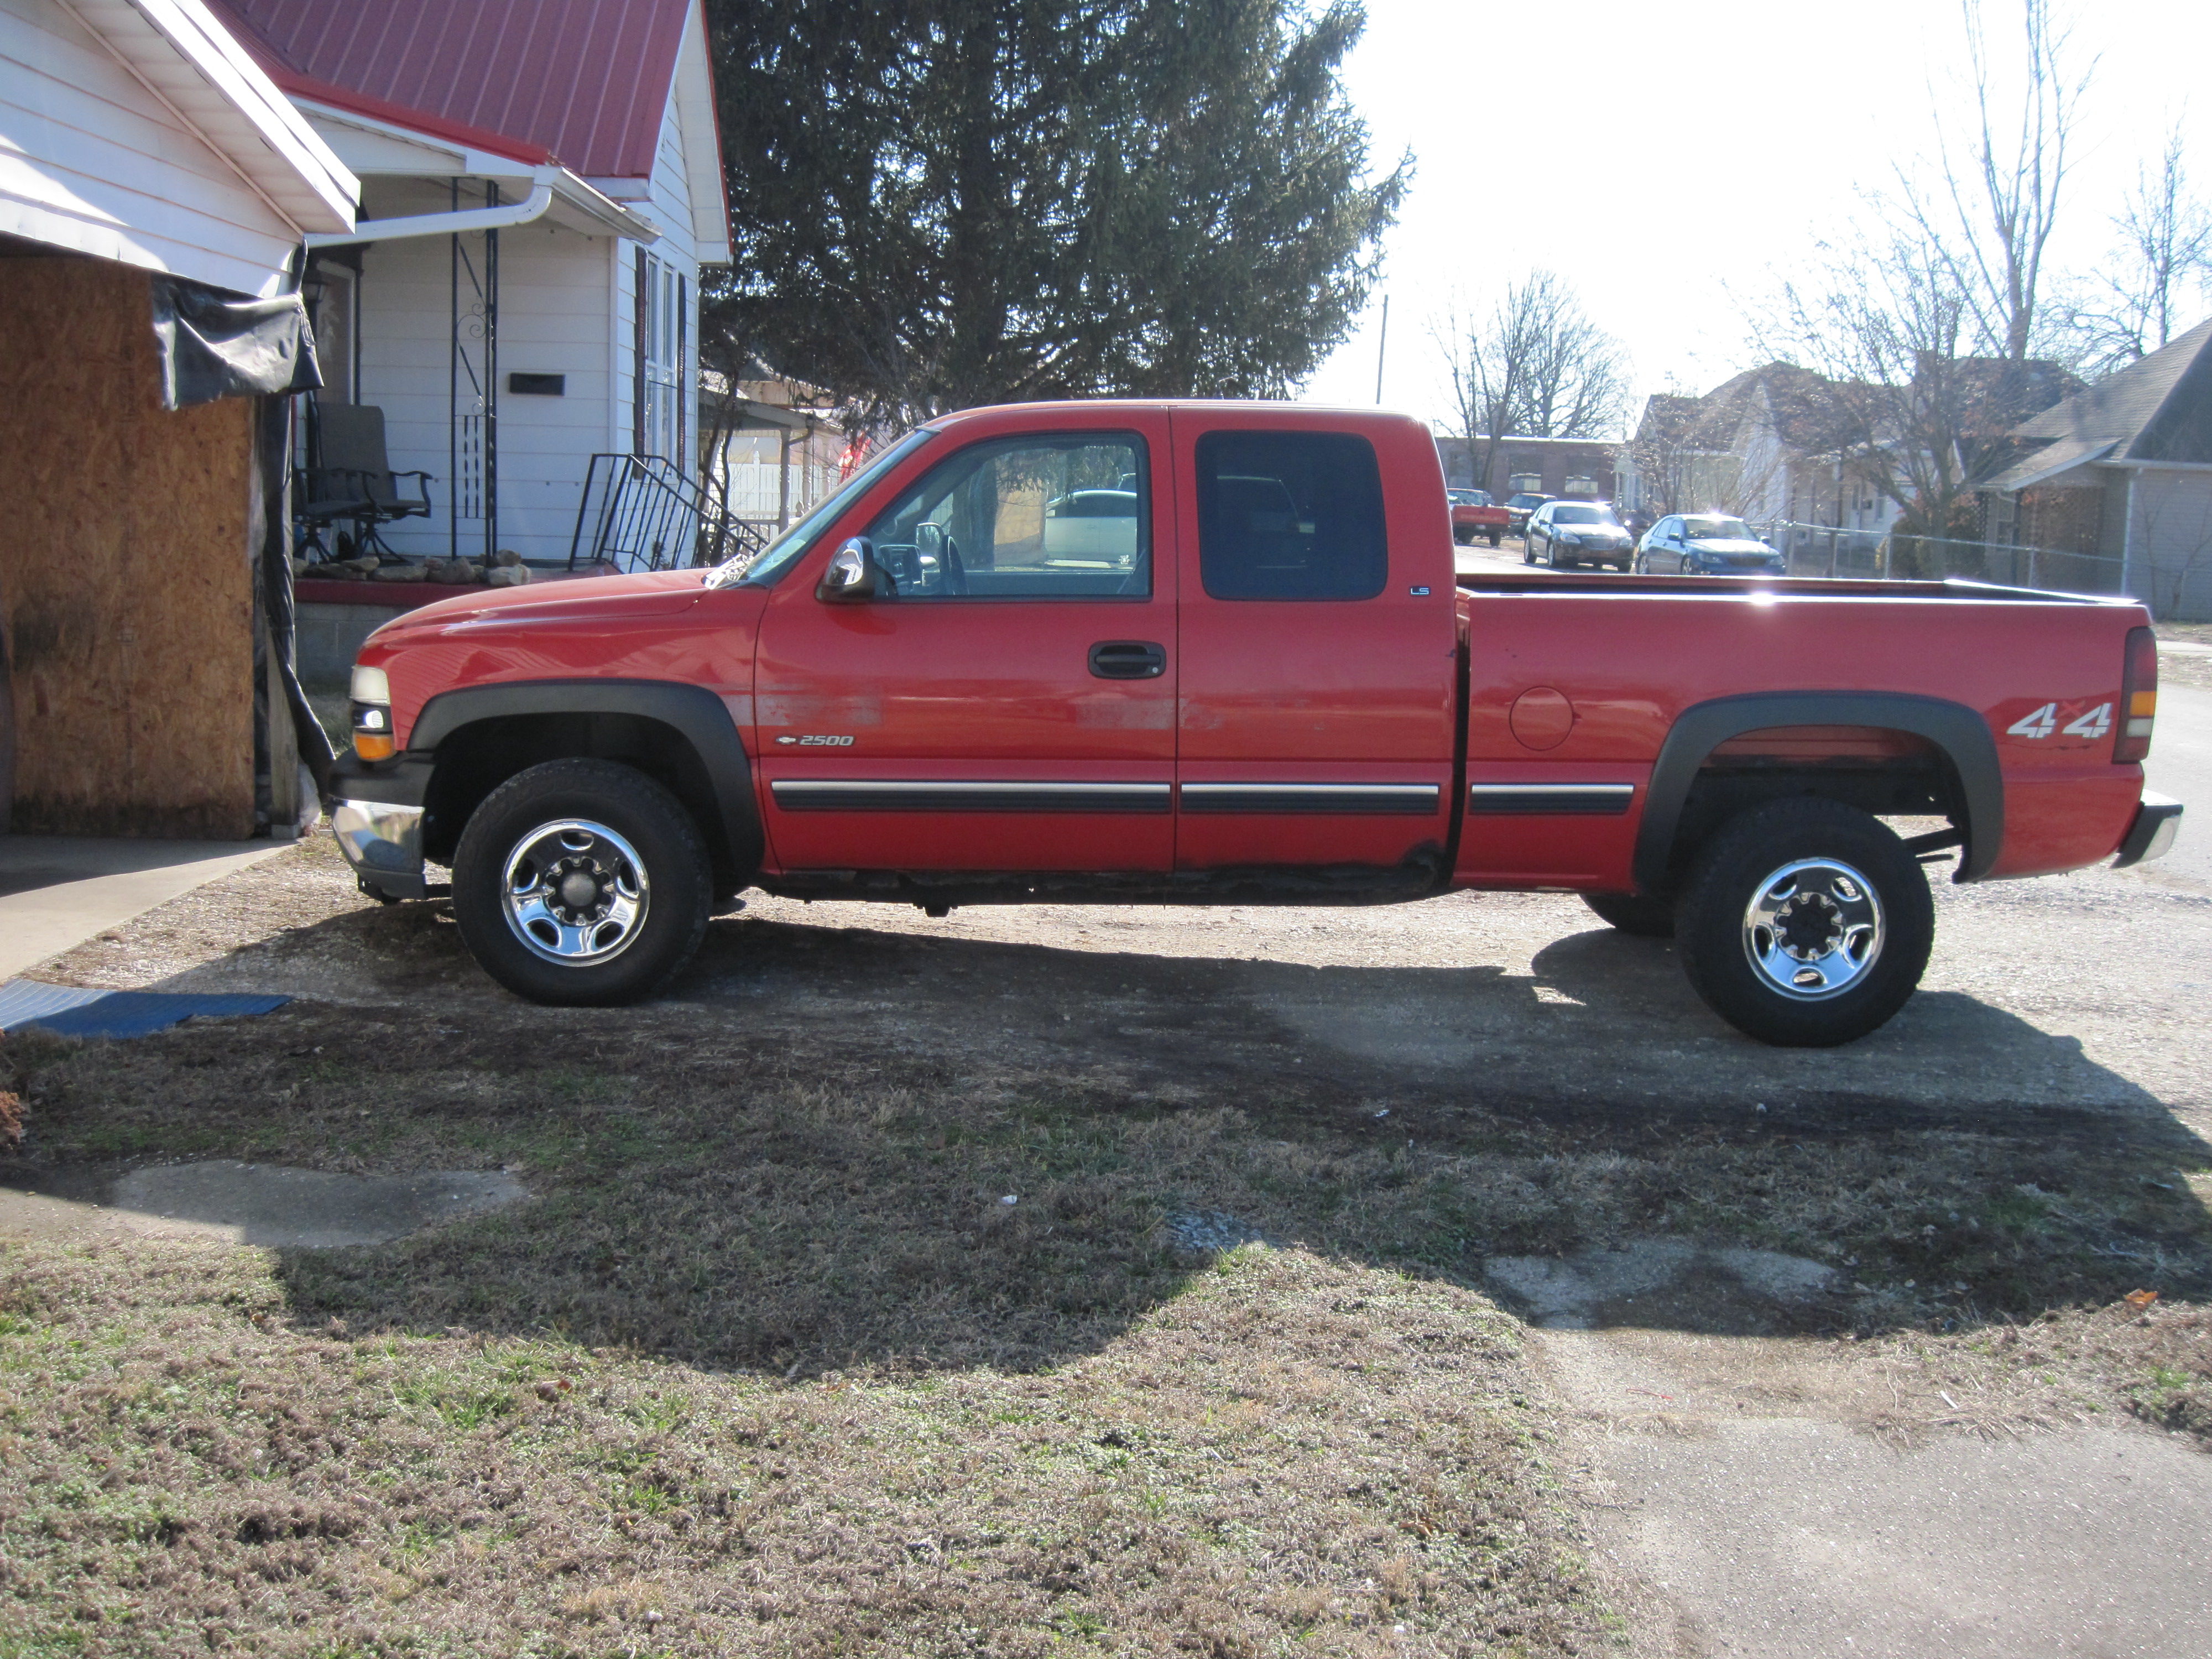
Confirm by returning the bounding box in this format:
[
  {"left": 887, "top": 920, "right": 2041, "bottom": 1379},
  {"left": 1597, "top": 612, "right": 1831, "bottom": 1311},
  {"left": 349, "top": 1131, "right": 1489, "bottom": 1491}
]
[{"left": 484, "top": 181, "right": 499, "bottom": 565}]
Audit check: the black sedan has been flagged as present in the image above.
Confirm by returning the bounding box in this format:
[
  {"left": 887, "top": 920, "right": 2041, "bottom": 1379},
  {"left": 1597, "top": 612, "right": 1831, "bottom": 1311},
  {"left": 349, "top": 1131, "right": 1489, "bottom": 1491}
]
[{"left": 1524, "top": 501, "right": 1636, "bottom": 570}]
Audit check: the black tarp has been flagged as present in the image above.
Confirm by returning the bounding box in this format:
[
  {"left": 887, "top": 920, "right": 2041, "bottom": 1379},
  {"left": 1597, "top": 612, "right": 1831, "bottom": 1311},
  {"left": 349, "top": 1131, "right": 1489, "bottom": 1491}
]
[
  {"left": 150, "top": 275, "right": 321, "bottom": 411},
  {"left": 148, "top": 274, "right": 333, "bottom": 827},
  {"left": 252, "top": 390, "right": 335, "bottom": 828}
]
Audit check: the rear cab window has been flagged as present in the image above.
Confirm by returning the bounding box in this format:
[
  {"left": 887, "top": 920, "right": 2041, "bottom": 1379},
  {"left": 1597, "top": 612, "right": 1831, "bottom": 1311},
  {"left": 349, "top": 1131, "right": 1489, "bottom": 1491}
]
[{"left": 1194, "top": 430, "right": 1387, "bottom": 601}]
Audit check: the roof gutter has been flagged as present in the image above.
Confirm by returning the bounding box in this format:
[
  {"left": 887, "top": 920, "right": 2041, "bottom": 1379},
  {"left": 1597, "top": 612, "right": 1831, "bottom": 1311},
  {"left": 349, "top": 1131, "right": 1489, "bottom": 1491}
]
[
  {"left": 2100, "top": 456, "right": 2212, "bottom": 473},
  {"left": 302, "top": 183, "right": 554, "bottom": 248}
]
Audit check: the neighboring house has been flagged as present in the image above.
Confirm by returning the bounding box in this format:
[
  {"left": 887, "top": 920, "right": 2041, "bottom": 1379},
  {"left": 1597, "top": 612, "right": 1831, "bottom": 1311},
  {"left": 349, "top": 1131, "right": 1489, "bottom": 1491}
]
[
  {"left": 1980, "top": 317, "right": 2212, "bottom": 620},
  {"left": 698, "top": 367, "right": 848, "bottom": 536},
  {"left": 0, "top": 0, "right": 356, "bottom": 836},
  {"left": 211, "top": 0, "right": 731, "bottom": 567},
  {"left": 1434, "top": 435, "right": 1618, "bottom": 503},
  {"left": 1618, "top": 366, "right": 1897, "bottom": 541}
]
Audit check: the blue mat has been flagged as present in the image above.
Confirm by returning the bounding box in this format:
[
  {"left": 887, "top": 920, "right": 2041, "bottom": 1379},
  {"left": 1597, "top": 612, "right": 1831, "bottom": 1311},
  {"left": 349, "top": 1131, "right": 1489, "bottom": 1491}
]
[{"left": 0, "top": 980, "right": 288, "bottom": 1039}]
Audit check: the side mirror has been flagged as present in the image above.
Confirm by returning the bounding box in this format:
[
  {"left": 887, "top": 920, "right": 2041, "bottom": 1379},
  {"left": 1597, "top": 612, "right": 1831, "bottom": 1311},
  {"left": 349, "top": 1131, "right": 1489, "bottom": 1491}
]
[{"left": 817, "top": 536, "right": 893, "bottom": 603}]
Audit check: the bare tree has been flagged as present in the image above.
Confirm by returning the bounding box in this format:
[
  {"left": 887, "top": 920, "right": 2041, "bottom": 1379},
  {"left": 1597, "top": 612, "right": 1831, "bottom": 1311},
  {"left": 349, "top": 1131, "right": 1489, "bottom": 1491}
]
[
  {"left": 1624, "top": 394, "right": 1701, "bottom": 518},
  {"left": 1433, "top": 270, "right": 1627, "bottom": 491},
  {"left": 1758, "top": 230, "right": 2070, "bottom": 556},
  {"left": 1895, "top": 0, "right": 2093, "bottom": 365},
  {"left": 2061, "top": 123, "right": 2212, "bottom": 372}
]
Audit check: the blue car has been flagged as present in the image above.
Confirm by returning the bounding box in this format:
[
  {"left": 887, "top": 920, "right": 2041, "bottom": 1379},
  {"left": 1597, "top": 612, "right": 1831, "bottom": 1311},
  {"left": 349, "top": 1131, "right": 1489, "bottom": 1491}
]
[{"left": 1635, "top": 513, "right": 1788, "bottom": 576}]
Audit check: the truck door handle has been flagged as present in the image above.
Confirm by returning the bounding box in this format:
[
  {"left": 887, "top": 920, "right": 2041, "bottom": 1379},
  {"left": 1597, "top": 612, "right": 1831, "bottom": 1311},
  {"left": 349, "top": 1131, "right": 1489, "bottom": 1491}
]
[{"left": 1089, "top": 640, "right": 1166, "bottom": 680}]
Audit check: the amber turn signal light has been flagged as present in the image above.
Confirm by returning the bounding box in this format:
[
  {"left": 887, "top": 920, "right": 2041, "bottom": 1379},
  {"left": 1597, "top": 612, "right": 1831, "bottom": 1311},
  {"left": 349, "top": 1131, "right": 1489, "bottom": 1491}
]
[{"left": 2115, "top": 625, "right": 2157, "bottom": 764}]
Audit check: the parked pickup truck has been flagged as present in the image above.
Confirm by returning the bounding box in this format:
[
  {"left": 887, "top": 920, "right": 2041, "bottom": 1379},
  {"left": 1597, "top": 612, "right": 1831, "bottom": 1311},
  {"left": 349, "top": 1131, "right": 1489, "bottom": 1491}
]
[
  {"left": 329, "top": 401, "right": 2182, "bottom": 1047},
  {"left": 1448, "top": 487, "right": 1509, "bottom": 547}
]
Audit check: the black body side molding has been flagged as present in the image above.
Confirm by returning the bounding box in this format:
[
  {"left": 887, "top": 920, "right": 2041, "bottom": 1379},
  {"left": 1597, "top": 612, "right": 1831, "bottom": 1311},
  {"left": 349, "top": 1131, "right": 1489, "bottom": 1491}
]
[{"left": 1634, "top": 691, "right": 2004, "bottom": 892}]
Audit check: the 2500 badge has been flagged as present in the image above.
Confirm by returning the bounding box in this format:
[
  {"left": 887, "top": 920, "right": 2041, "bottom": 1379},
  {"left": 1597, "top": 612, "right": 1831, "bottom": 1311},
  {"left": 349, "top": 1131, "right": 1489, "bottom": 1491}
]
[{"left": 775, "top": 734, "right": 857, "bottom": 746}]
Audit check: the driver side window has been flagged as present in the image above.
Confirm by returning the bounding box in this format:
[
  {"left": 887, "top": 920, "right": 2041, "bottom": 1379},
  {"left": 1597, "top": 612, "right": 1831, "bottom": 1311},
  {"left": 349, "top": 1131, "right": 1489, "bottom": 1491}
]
[{"left": 862, "top": 434, "right": 1150, "bottom": 599}]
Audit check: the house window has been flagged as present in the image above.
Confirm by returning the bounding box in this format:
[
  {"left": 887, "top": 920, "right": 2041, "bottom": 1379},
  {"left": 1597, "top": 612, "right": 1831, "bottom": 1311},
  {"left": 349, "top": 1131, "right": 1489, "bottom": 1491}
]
[{"left": 637, "top": 252, "right": 686, "bottom": 463}]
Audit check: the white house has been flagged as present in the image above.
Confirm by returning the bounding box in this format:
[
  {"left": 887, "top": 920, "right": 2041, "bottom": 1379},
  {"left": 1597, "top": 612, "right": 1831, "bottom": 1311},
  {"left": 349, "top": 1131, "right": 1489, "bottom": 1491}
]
[
  {"left": 1, "top": 0, "right": 356, "bottom": 836},
  {"left": 212, "top": 0, "right": 731, "bottom": 566}
]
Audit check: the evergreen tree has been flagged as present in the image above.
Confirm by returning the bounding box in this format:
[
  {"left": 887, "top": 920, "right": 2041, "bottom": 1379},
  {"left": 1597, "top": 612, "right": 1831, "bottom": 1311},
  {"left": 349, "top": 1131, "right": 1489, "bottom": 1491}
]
[{"left": 702, "top": 0, "right": 1406, "bottom": 421}]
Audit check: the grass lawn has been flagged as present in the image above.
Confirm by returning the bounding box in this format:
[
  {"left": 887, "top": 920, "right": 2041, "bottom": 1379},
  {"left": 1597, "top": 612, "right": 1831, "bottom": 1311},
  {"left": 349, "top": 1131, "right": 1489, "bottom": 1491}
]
[{"left": 0, "top": 1019, "right": 1618, "bottom": 1657}]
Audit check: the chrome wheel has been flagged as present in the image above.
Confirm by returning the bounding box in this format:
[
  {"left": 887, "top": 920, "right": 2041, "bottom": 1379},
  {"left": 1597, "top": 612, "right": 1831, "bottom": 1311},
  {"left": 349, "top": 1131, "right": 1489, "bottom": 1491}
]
[
  {"left": 1741, "top": 857, "right": 1884, "bottom": 999},
  {"left": 500, "top": 819, "right": 650, "bottom": 965}
]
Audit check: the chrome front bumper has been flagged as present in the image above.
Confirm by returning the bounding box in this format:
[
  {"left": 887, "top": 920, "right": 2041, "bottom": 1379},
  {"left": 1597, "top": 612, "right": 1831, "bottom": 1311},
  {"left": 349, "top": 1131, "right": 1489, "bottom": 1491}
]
[
  {"left": 331, "top": 796, "right": 427, "bottom": 899},
  {"left": 2114, "top": 791, "right": 2183, "bottom": 869}
]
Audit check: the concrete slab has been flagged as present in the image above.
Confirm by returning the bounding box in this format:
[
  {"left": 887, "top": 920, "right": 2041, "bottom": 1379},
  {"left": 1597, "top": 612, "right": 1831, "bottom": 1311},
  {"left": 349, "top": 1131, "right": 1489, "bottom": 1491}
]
[
  {"left": 1486, "top": 1238, "right": 1839, "bottom": 1332},
  {"left": 1553, "top": 1329, "right": 2212, "bottom": 1658},
  {"left": 0, "top": 836, "right": 291, "bottom": 980},
  {"left": 0, "top": 1161, "right": 526, "bottom": 1248}
]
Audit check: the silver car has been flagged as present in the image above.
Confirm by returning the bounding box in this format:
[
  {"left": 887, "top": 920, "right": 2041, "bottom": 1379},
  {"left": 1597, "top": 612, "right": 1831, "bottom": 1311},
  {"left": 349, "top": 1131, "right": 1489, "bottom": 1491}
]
[
  {"left": 1635, "top": 513, "right": 1788, "bottom": 576},
  {"left": 1524, "top": 501, "right": 1635, "bottom": 570}
]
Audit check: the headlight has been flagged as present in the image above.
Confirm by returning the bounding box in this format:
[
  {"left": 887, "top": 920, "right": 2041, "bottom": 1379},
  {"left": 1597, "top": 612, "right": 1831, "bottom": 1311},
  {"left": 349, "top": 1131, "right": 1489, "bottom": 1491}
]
[{"left": 349, "top": 662, "right": 395, "bottom": 761}]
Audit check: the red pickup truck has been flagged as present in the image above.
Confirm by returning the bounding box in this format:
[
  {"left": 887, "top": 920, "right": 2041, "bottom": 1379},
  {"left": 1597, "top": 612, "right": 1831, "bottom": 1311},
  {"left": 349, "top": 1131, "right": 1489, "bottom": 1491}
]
[
  {"left": 1448, "top": 488, "right": 1509, "bottom": 547},
  {"left": 330, "top": 401, "right": 2180, "bottom": 1047}
]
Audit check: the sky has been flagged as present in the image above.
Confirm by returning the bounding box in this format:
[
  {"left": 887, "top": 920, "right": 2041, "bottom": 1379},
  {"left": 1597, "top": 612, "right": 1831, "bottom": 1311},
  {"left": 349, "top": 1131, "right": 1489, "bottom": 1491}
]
[{"left": 1298, "top": 0, "right": 2212, "bottom": 427}]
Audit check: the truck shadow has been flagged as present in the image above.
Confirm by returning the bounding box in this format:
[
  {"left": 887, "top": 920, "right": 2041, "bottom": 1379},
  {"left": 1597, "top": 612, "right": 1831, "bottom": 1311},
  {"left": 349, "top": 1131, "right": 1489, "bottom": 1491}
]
[{"left": 83, "top": 898, "right": 2211, "bottom": 1366}]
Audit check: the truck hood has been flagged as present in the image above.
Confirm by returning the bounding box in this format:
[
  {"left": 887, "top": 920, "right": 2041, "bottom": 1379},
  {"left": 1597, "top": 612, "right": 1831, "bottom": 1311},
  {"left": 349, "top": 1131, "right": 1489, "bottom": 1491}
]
[{"left": 368, "top": 568, "right": 706, "bottom": 639}]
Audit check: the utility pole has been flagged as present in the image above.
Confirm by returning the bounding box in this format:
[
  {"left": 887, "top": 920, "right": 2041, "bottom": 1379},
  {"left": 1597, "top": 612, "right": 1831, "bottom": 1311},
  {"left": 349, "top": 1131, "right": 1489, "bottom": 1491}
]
[{"left": 1374, "top": 294, "right": 1389, "bottom": 404}]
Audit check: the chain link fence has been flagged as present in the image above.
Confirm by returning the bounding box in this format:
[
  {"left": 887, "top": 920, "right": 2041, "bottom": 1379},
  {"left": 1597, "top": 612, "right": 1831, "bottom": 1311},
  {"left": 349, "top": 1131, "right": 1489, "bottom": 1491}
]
[{"left": 1750, "top": 521, "right": 2126, "bottom": 594}]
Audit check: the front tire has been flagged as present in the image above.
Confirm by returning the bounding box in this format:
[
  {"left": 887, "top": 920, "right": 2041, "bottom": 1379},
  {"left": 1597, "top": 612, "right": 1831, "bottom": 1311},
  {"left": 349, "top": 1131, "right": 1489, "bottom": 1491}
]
[
  {"left": 1674, "top": 799, "right": 1932, "bottom": 1046},
  {"left": 452, "top": 759, "right": 712, "bottom": 1005}
]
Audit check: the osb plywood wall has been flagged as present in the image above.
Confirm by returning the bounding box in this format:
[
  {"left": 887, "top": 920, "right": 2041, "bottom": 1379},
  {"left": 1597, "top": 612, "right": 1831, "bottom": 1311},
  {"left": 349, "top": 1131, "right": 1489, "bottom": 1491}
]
[{"left": 0, "top": 258, "right": 256, "bottom": 838}]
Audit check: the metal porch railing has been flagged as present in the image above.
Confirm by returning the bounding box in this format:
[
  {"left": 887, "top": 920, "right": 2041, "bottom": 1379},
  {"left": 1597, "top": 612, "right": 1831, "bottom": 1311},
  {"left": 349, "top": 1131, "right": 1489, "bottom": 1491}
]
[{"left": 567, "top": 453, "right": 708, "bottom": 573}]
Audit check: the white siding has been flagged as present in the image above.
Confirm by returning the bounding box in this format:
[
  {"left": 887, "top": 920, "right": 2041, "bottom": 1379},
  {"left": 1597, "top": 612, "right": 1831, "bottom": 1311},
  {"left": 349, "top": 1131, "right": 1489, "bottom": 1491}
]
[
  {"left": 355, "top": 197, "right": 620, "bottom": 565},
  {"left": 0, "top": 0, "right": 302, "bottom": 294},
  {"left": 2130, "top": 468, "right": 2212, "bottom": 622},
  {"left": 607, "top": 81, "right": 704, "bottom": 479}
]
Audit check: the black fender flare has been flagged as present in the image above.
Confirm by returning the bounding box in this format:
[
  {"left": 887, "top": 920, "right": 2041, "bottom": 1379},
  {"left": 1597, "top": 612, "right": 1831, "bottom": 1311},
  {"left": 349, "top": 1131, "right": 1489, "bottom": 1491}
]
[
  {"left": 409, "top": 678, "right": 763, "bottom": 877},
  {"left": 1633, "top": 691, "right": 2003, "bottom": 892}
]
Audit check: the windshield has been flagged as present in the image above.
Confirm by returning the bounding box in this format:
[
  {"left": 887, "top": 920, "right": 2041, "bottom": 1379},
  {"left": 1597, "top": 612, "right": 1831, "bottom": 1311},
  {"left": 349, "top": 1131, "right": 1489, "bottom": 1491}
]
[
  {"left": 1683, "top": 516, "right": 1754, "bottom": 540},
  {"left": 706, "top": 429, "right": 938, "bottom": 588},
  {"left": 1551, "top": 505, "right": 1617, "bottom": 526}
]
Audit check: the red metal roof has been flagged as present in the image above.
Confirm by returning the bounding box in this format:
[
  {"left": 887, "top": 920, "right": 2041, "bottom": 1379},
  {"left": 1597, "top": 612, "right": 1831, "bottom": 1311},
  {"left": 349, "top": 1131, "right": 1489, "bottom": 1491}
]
[{"left": 212, "top": 0, "right": 690, "bottom": 180}]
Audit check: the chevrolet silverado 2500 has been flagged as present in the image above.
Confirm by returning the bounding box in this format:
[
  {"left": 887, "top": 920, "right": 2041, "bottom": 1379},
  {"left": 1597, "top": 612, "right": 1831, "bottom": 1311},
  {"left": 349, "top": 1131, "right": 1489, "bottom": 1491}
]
[{"left": 328, "top": 401, "right": 2182, "bottom": 1046}]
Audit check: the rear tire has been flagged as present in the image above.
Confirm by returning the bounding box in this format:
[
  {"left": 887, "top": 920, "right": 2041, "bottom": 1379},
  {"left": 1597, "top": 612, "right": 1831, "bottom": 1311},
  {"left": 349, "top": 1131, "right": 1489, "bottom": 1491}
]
[
  {"left": 1674, "top": 798, "right": 1932, "bottom": 1046},
  {"left": 1488, "top": 527, "right": 1503, "bottom": 548},
  {"left": 1583, "top": 891, "right": 1674, "bottom": 937},
  {"left": 452, "top": 759, "right": 712, "bottom": 1006}
]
